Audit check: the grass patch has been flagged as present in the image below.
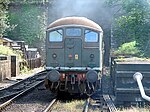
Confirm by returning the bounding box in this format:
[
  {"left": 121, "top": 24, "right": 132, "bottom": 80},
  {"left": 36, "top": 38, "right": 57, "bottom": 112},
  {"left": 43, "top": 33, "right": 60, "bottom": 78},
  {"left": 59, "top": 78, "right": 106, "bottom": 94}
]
[
  {"left": 20, "top": 65, "right": 30, "bottom": 74},
  {"left": 114, "top": 57, "right": 150, "bottom": 62},
  {"left": 51, "top": 99, "right": 150, "bottom": 112},
  {"left": 52, "top": 100, "right": 84, "bottom": 112},
  {"left": 117, "top": 106, "right": 150, "bottom": 112},
  {"left": 114, "top": 41, "right": 140, "bottom": 56}
]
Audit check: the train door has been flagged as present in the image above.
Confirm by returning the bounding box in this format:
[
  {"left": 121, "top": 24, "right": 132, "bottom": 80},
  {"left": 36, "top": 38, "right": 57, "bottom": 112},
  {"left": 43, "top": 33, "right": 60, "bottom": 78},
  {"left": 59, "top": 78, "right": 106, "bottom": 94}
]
[{"left": 65, "top": 38, "right": 82, "bottom": 67}]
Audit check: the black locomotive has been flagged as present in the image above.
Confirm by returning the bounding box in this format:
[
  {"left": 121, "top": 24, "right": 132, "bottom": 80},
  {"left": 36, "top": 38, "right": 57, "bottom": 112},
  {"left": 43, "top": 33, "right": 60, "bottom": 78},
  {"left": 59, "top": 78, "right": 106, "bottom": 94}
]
[{"left": 45, "top": 17, "right": 103, "bottom": 95}]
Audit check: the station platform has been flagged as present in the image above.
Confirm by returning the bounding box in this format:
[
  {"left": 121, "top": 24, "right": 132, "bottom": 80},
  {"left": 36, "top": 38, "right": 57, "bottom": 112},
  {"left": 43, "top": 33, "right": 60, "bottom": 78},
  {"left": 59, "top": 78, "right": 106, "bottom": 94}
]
[{"left": 0, "top": 67, "right": 44, "bottom": 89}]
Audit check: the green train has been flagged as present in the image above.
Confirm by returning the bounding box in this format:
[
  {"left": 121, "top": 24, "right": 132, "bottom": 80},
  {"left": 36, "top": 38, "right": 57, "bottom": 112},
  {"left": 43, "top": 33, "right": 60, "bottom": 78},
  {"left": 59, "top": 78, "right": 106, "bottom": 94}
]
[{"left": 45, "top": 17, "right": 103, "bottom": 95}]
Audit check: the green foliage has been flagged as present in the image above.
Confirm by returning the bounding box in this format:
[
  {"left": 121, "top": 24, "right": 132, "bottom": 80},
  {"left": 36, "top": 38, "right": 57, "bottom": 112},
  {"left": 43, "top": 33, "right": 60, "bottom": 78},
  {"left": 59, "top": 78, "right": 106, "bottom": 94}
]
[
  {"left": 0, "top": 45, "right": 14, "bottom": 55},
  {"left": 20, "top": 60, "right": 30, "bottom": 74},
  {"left": 114, "top": 41, "right": 140, "bottom": 56},
  {"left": 10, "top": 0, "right": 49, "bottom": 3},
  {"left": 0, "top": 0, "right": 10, "bottom": 37},
  {"left": 107, "top": 0, "right": 150, "bottom": 57},
  {"left": 0, "top": 45, "right": 23, "bottom": 60},
  {"left": 52, "top": 100, "right": 85, "bottom": 112},
  {"left": 6, "top": 3, "right": 46, "bottom": 46}
]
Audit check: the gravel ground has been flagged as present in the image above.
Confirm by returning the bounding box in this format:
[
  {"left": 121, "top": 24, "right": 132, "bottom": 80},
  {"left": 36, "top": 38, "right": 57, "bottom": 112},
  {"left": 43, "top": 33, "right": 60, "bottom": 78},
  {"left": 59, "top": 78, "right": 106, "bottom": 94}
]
[{"left": 2, "top": 84, "right": 55, "bottom": 112}]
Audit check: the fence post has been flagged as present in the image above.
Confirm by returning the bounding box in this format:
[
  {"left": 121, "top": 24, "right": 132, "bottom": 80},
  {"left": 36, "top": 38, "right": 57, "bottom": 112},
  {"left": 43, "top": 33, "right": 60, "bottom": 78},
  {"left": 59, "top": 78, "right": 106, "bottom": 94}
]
[
  {"left": 0, "top": 63, "right": 2, "bottom": 81},
  {"left": 7, "top": 56, "right": 11, "bottom": 79},
  {"left": 11, "top": 56, "right": 20, "bottom": 77}
]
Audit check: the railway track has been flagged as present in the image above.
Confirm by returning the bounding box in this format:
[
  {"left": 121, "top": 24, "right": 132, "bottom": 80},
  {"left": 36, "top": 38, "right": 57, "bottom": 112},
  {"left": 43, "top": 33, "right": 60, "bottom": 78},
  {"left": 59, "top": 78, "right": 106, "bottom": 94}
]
[
  {"left": 0, "top": 80, "right": 56, "bottom": 112},
  {"left": 83, "top": 94, "right": 117, "bottom": 112},
  {"left": 43, "top": 98, "right": 57, "bottom": 112},
  {"left": 83, "top": 98, "right": 90, "bottom": 112},
  {"left": 0, "top": 70, "right": 117, "bottom": 112},
  {"left": 103, "top": 95, "right": 117, "bottom": 112},
  {"left": 42, "top": 97, "right": 84, "bottom": 112},
  {"left": 0, "top": 70, "right": 47, "bottom": 103},
  {"left": 0, "top": 80, "right": 44, "bottom": 111},
  {"left": 43, "top": 94, "right": 117, "bottom": 112}
]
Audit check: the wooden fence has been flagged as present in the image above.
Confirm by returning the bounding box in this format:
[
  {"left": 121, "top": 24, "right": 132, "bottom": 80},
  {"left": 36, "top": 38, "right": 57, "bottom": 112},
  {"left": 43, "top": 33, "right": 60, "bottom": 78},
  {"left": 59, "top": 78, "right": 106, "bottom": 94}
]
[
  {"left": 0, "top": 56, "right": 41, "bottom": 81},
  {"left": 27, "top": 58, "right": 41, "bottom": 69}
]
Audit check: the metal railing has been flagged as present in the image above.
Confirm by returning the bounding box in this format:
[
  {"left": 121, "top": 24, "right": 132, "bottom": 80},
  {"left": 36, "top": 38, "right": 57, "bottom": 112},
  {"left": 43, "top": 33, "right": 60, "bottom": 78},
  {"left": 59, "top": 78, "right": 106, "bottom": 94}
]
[{"left": 133, "top": 72, "right": 150, "bottom": 102}]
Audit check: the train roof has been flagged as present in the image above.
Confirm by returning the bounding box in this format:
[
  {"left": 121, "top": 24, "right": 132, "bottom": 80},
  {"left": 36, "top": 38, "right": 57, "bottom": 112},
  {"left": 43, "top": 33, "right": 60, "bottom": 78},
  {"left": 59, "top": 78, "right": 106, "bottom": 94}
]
[{"left": 47, "top": 17, "right": 103, "bottom": 31}]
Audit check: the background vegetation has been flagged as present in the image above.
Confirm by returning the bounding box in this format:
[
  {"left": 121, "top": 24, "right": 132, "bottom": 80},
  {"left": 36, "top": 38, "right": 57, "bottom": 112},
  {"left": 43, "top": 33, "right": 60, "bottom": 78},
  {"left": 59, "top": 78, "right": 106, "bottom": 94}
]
[
  {"left": 114, "top": 41, "right": 140, "bottom": 56},
  {"left": 107, "top": 0, "right": 150, "bottom": 57},
  {"left": 0, "top": 0, "right": 150, "bottom": 111},
  {"left": 7, "top": 4, "right": 46, "bottom": 46},
  {"left": 0, "top": 45, "right": 22, "bottom": 58},
  {"left": 1, "top": 0, "right": 47, "bottom": 48},
  {"left": 0, "top": 0, "right": 10, "bottom": 37},
  {"left": 0, "top": 0, "right": 150, "bottom": 56}
]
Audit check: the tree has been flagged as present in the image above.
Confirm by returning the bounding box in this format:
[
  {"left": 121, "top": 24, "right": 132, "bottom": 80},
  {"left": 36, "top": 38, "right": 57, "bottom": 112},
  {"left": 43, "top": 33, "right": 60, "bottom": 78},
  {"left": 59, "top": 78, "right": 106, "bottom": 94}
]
[
  {"left": 6, "top": 3, "right": 47, "bottom": 47},
  {"left": 107, "top": 0, "right": 150, "bottom": 56},
  {"left": 0, "top": 0, "right": 10, "bottom": 37}
]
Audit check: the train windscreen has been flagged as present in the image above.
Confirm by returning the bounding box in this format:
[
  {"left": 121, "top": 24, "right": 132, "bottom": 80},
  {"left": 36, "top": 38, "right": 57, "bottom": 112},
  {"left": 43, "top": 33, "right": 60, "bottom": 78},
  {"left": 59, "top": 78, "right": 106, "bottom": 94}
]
[
  {"left": 49, "top": 29, "right": 63, "bottom": 42},
  {"left": 66, "top": 28, "right": 81, "bottom": 37},
  {"left": 85, "top": 30, "right": 98, "bottom": 42}
]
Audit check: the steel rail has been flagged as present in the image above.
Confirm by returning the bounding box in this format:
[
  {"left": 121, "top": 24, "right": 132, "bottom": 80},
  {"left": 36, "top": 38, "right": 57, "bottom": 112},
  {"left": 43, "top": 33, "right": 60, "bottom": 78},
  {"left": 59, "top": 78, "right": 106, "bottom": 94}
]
[
  {"left": 0, "top": 70, "right": 46, "bottom": 91},
  {"left": 103, "top": 95, "right": 117, "bottom": 112},
  {"left": 0, "top": 90, "right": 23, "bottom": 101},
  {"left": 83, "top": 97, "right": 90, "bottom": 112},
  {"left": 0, "top": 70, "right": 47, "bottom": 101},
  {"left": 43, "top": 98, "right": 57, "bottom": 112},
  {"left": 0, "top": 80, "right": 44, "bottom": 111}
]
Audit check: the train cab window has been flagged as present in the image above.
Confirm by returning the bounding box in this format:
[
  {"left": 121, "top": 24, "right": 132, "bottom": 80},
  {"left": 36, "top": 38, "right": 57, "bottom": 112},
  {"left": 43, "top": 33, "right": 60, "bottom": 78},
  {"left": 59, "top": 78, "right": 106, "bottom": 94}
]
[
  {"left": 49, "top": 29, "right": 63, "bottom": 42},
  {"left": 66, "top": 28, "right": 81, "bottom": 36},
  {"left": 85, "top": 30, "right": 98, "bottom": 42}
]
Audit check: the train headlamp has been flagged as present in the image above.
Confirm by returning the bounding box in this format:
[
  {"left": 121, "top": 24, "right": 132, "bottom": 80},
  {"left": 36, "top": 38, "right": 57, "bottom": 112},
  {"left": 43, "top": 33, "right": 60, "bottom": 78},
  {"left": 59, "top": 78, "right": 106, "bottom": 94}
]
[
  {"left": 90, "top": 54, "right": 94, "bottom": 58},
  {"left": 52, "top": 53, "right": 57, "bottom": 58}
]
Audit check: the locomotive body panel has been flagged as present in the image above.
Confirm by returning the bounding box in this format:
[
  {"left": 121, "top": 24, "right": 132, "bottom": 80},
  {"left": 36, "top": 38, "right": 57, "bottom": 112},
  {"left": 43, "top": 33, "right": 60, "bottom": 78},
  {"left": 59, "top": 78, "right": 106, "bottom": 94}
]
[
  {"left": 45, "top": 17, "right": 103, "bottom": 95},
  {"left": 46, "top": 27, "right": 102, "bottom": 70},
  {"left": 64, "top": 38, "right": 82, "bottom": 67}
]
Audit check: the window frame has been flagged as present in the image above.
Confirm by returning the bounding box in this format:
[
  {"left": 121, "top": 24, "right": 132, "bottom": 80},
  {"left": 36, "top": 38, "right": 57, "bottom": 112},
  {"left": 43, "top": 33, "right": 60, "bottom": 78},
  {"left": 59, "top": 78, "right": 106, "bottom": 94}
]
[
  {"left": 65, "top": 27, "right": 82, "bottom": 37},
  {"left": 48, "top": 29, "right": 63, "bottom": 42},
  {"left": 84, "top": 29, "right": 99, "bottom": 43}
]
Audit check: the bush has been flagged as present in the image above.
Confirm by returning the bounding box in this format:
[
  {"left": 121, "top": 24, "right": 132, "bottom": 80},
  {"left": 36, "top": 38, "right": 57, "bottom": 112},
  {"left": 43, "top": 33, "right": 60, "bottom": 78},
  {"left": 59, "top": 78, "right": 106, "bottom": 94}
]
[
  {"left": 114, "top": 41, "right": 140, "bottom": 56},
  {"left": 0, "top": 45, "right": 23, "bottom": 60},
  {"left": 0, "top": 45, "right": 15, "bottom": 55},
  {"left": 0, "top": 45, "right": 30, "bottom": 73}
]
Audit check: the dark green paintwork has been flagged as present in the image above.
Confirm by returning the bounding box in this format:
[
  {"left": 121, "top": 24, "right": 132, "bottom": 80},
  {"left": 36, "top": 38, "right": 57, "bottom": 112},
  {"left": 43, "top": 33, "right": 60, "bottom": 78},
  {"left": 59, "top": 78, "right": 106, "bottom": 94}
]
[
  {"left": 110, "top": 58, "right": 150, "bottom": 105},
  {"left": 65, "top": 38, "right": 82, "bottom": 67},
  {"left": 46, "top": 27, "right": 101, "bottom": 70}
]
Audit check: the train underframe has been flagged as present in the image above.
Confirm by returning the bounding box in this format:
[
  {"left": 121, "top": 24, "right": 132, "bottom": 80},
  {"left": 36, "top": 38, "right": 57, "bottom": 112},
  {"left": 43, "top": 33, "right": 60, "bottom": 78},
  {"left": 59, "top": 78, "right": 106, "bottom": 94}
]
[{"left": 45, "top": 70, "right": 101, "bottom": 96}]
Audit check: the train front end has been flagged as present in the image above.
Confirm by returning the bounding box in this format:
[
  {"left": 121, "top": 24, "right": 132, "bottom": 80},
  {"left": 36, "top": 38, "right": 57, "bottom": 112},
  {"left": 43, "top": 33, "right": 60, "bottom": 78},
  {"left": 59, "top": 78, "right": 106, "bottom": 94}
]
[{"left": 45, "top": 17, "right": 103, "bottom": 95}]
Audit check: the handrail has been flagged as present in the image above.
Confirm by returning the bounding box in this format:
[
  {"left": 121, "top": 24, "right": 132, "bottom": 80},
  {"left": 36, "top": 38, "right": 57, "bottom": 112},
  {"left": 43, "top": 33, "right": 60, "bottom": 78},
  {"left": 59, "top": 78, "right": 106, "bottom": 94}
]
[{"left": 133, "top": 72, "right": 150, "bottom": 102}]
